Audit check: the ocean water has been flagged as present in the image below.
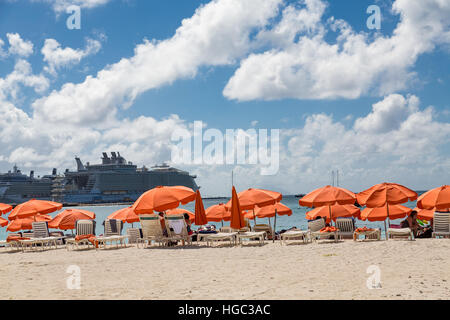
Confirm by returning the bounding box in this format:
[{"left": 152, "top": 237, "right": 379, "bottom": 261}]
[{"left": 0, "top": 195, "right": 419, "bottom": 239}]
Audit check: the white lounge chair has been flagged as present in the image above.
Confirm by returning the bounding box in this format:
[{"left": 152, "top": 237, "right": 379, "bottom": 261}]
[
  {"left": 432, "top": 212, "right": 450, "bottom": 238},
  {"left": 309, "top": 219, "right": 339, "bottom": 242},
  {"left": 139, "top": 214, "right": 169, "bottom": 247},
  {"left": 66, "top": 220, "right": 97, "bottom": 250},
  {"left": 97, "top": 219, "right": 128, "bottom": 249},
  {"left": 205, "top": 232, "right": 238, "bottom": 247},
  {"left": 127, "top": 228, "right": 145, "bottom": 247},
  {"left": 280, "top": 229, "right": 310, "bottom": 245},
  {"left": 387, "top": 227, "right": 414, "bottom": 240},
  {"left": 20, "top": 222, "right": 61, "bottom": 252},
  {"left": 165, "top": 214, "right": 192, "bottom": 246},
  {"left": 236, "top": 231, "right": 266, "bottom": 246},
  {"left": 335, "top": 218, "right": 355, "bottom": 240},
  {"left": 253, "top": 224, "right": 274, "bottom": 240}
]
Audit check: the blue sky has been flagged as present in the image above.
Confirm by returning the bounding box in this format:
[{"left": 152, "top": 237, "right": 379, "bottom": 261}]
[{"left": 0, "top": 0, "right": 449, "bottom": 196}]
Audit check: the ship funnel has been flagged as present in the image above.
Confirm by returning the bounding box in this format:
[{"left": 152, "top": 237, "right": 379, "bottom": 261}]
[
  {"left": 30, "top": 170, "right": 34, "bottom": 178},
  {"left": 52, "top": 168, "right": 57, "bottom": 176}
]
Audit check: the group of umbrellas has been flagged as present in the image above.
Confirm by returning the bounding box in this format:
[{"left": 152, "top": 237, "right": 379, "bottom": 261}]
[
  {"left": 0, "top": 184, "right": 449, "bottom": 237},
  {"left": 298, "top": 183, "right": 450, "bottom": 236}
]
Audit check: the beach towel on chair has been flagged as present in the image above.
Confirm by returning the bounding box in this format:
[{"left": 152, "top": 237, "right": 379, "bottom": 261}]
[
  {"left": 75, "top": 234, "right": 98, "bottom": 248},
  {"left": 169, "top": 220, "right": 184, "bottom": 234}
]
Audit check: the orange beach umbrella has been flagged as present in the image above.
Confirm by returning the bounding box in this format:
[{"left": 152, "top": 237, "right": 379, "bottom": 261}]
[
  {"left": 225, "top": 188, "right": 282, "bottom": 210},
  {"left": 245, "top": 203, "right": 292, "bottom": 219},
  {"left": 8, "top": 199, "right": 62, "bottom": 220},
  {"left": 0, "top": 203, "right": 12, "bottom": 215},
  {"left": 356, "top": 183, "right": 417, "bottom": 207},
  {"left": 360, "top": 204, "right": 412, "bottom": 222},
  {"left": 414, "top": 207, "right": 450, "bottom": 221},
  {"left": 306, "top": 204, "right": 360, "bottom": 224},
  {"left": 7, "top": 215, "right": 52, "bottom": 232},
  {"left": 230, "top": 186, "right": 245, "bottom": 230},
  {"left": 48, "top": 209, "right": 95, "bottom": 230},
  {"left": 132, "top": 186, "right": 196, "bottom": 214},
  {"left": 205, "top": 203, "right": 231, "bottom": 223},
  {"left": 299, "top": 186, "right": 356, "bottom": 207},
  {"left": 194, "top": 190, "right": 208, "bottom": 226},
  {"left": 299, "top": 186, "right": 356, "bottom": 225},
  {"left": 417, "top": 185, "right": 450, "bottom": 211},
  {"left": 0, "top": 216, "right": 8, "bottom": 227},
  {"left": 108, "top": 206, "right": 139, "bottom": 224},
  {"left": 165, "top": 208, "right": 195, "bottom": 222}
]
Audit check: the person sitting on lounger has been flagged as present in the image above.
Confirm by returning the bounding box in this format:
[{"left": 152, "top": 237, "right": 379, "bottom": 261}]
[
  {"left": 416, "top": 219, "right": 433, "bottom": 238},
  {"left": 158, "top": 212, "right": 168, "bottom": 237},
  {"left": 400, "top": 210, "right": 419, "bottom": 236},
  {"left": 183, "top": 213, "right": 193, "bottom": 236}
]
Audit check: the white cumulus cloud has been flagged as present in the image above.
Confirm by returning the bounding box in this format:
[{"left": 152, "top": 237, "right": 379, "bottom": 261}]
[
  {"left": 41, "top": 38, "right": 102, "bottom": 75},
  {"left": 223, "top": 0, "right": 450, "bottom": 101}
]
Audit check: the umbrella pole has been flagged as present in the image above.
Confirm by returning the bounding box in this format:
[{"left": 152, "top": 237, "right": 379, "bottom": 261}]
[
  {"left": 329, "top": 205, "right": 332, "bottom": 226},
  {"left": 253, "top": 209, "right": 256, "bottom": 228},
  {"left": 221, "top": 221, "right": 224, "bottom": 228},
  {"left": 386, "top": 203, "right": 390, "bottom": 241},
  {"left": 273, "top": 209, "right": 278, "bottom": 243}
]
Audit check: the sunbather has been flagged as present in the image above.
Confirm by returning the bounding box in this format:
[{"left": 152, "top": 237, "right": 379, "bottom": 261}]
[
  {"left": 183, "top": 213, "right": 193, "bottom": 236},
  {"left": 158, "top": 212, "right": 168, "bottom": 237},
  {"left": 400, "top": 210, "right": 419, "bottom": 236}
]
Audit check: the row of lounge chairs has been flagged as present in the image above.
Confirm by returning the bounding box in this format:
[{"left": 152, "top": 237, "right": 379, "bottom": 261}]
[{"left": 2, "top": 212, "right": 449, "bottom": 251}]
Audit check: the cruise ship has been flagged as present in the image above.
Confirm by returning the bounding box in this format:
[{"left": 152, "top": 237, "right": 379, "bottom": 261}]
[
  {"left": 0, "top": 165, "right": 54, "bottom": 204},
  {"left": 0, "top": 152, "right": 199, "bottom": 205}
]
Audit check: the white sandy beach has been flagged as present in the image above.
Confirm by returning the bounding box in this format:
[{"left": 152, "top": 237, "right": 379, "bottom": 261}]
[{"left": 1, "top": 239, "right": 449, "bottom": 300}]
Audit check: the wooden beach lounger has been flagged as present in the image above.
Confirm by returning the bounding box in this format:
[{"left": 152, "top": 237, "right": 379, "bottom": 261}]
[
  {"left": 387, "top": 228, "right": 414, "bottom": 240},
  {"left": 139, "top": 214, "right": 170, "bottom": 247},
  {"left": 280, "top": 229, "right": 310, "bottom": 245},
  {"left": 432, "top": 212, "right": 450, "bottom": 238}
]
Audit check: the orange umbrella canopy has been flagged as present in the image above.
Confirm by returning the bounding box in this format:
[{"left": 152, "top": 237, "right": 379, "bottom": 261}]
[
  {"left": 0, "top": 203, "right": 12, "bottom": 215},
  {"left": 0, "top": 216, "right": 8, "bottom": 227},
  {"left": 306, "top": 204, "right": 360, "bottom": 223},
  {"left": 357, "top": 183, "right": 417, "bottom": 207},
  {"left": 245, "top": 203, "right": 292, "bottom": 220},
  {"left": 108, "top": 206, "right": 139, "bottom": 224},
  {"left": 417, "top": 185, "right": 450, "bottom": 210},
  {"left": 205, "top": 203, "right": 231, "bottom": 222},
  {"left": 360, "top": 204, "right": 412, "bottom": 222},
  {"left": 165, "top": 208, "right": 195, "bottom": 222},
  {"left": 8, "top": 200, "right": 62, "bottom": 220},
  {"left": 132, "top": 186, "right": 196, "bottom": 214},
  {"left": 7, "top": 215, "right": 52, "bottom": 232},
  {"left": 299, "top": 186, "right": 356, "bottom": 207},
  {"left": 230, "top": 186, "right": 245, "bottom": 230},
  {"left": 415, "top": 207, "right": 450, "bottom": 221},
  {"left": 48, "top": 209, "right": 95, "bottom": 230},
  {"left": 225, "top": 188, "right": 282, "bottom": 210},
  {"left": 194, "top": 190, "right": 207, "bottom": 226}
]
